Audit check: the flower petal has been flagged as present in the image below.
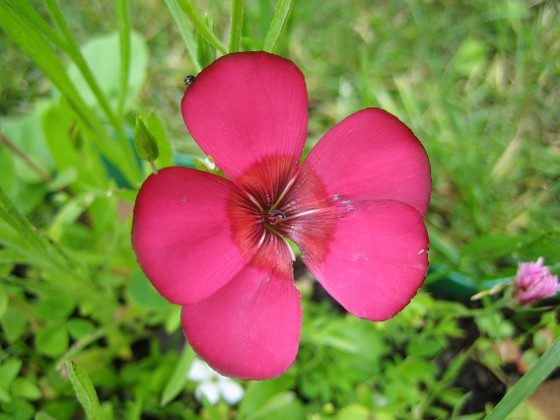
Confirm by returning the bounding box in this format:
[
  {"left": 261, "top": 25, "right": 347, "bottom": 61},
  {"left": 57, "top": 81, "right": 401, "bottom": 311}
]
[
  {"left": 218, "top": 378, "right": 244, "bottom": 405},
  {"left": 181, "top": 52, "right": 308, "bottom": 183},
  {"left": 301, "top": 200, "right": 429, "bottom": 321},
  {"left": 132, "top": 167, "right": 251, "bottom": 305},
  {"left": 181, "top": 240, "right": 301, "bottom": 380},
  {"left": 301, "top": 108, "right": 431, "bottom": 214},
  {"left": 187, "top": 359, "right": 214, "bottom": 381},
  {"left": 196, "top": 382, "right": 220, "bottom": 405}
]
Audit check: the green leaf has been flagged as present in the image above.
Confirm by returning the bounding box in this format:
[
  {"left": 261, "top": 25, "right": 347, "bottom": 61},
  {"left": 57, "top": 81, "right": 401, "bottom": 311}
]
[
  {"left": 145, "top": 112, "right": 175, "bottom": 167},
  {"left": 35, "top": 323, "right": 69, "bottom": 357},
  {"left": 65, "top": 360, "right": 102, "bottom": 420},
  {"left": 40, "top": 98, "right": 104, "bottom": 189},
  {"left": 11, "top": 377, "right": 42, "bottom": 401},
  {"left": 0, "top": 107, "right": 53, "bottom": 184},
  {"left": 66, "top": 32, "right": 148, "bottom": 114},
  {"left": 0, "top": 358, "right": 22, "bottom": 388},
  {"left": 127, "top": 270, "right": 169, "bottom": 310},
  {"left": 238, "top": 374, "right": 295, "bottom": 417},
  {"left": 263, "top": 0, "right": 295, "bottom": 53},
  {"left": 336, "top": 404, "right": 371, "bottom": 420},
  {"left": 67, "top": 319, "right": 96, "bottom": 339},
  {"left": 34, "top": 295, "right": 75, "bottom": 322},
  {"left": 0, "top": 299, "right": 28, "bottom": 343},
  {"left": 160, "top": 345, "right": 196, "bottom": 406},
  {"left": 229, "top": 0, "right": 245, "bottom": 52},
  {"left": 134, "top": 115, "right": 159, "bottom": 162}
]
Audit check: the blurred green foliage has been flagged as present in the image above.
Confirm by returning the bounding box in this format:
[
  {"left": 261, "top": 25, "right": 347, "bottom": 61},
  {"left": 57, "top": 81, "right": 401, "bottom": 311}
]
[{"left": 0, "top": 0, "right": 559, "bottom": 419}]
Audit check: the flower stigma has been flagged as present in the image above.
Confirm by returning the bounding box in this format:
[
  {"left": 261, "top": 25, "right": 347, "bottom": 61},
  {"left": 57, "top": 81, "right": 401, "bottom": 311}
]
[{"left": 265, "top": 209, "right": 287, "bottom": 226}]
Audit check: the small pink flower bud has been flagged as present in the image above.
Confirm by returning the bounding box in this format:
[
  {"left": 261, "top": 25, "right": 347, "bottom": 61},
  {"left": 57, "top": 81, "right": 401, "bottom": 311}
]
[{"left": 513, "top": 257, "right": 559, "bottom": 304}]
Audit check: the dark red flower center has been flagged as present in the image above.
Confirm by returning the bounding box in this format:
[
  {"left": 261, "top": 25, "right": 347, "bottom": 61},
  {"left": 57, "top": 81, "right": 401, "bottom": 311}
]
[{"left": 228, "top": 155, "right": 340, "bottom": 273}]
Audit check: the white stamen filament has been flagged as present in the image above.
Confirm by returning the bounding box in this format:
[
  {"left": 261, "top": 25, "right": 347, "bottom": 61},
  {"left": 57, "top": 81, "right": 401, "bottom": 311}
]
[
  {"left": 286, "top": 208, "right": 322, "bottom": 220},
  {"left": 245, "top": 192, "right": 263, "bottom": 212}
]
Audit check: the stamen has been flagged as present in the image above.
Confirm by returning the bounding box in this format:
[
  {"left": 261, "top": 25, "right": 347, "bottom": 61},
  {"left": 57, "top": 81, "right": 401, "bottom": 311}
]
[
  {"left": 268, "top": 176, "right": 297, "bottom": 213},
  {"left": 286, "top": 208, "right": 322, "bottom": 220},
  {"left": 244, "top": 191, "right": 263, "bottom": 212},
  {"left": 265, "top": 209, "right": 287, "bottom": 225}
]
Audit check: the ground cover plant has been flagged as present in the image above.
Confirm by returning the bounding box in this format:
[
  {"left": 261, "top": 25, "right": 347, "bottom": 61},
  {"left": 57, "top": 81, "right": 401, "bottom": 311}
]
[{"left": 0, "top": 0, "right": 559, "bottom": 419}]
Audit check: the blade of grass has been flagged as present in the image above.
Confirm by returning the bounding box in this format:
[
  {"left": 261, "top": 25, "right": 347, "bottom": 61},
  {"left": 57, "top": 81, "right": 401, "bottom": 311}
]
[
  {"left": 164, "top": 0, "right": 202, "bottom": 72},
  {"left": 229, "top": 0, "right": 245, "bottom": 52},
  {"left": 116, "top": 0, "right": 131, "bottom": 117},
  {"left": 177, "top": 0, "right": 227, "bottom": 54},
  {"left": 485, "top": 336, "right": 560, "bottom": 419},
  {"left": 3, "top": 0, "right": 68, "bottom": 49},
  {"left": 263, "top": 0, "right": 294, "bottom": 53}
]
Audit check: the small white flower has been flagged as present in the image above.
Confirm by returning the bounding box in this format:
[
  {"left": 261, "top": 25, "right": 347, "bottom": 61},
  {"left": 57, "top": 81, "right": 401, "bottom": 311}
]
[{"left": 187, "top": 359, "right": 244, "bottom": 405}]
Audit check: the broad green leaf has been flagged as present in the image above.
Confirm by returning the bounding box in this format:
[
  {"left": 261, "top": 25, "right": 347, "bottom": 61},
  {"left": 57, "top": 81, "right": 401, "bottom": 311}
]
[
  {"left": 238, "top": 374, "right": 295, "bottom": 417},
  {"left": 0, "top": 303, "right": 28, "bottom": 343},
  {"left": 160, "top": 345, "right": 196, "bottom": 406},
  {"left": 67, "top": 319, "right": 96, "bottom": 339},
  {"left": 0, "top": 107, "right": 53, "bottom": 184},
  {"left": 127, "top": 269, "right": 169, "bottom": 310},
  {"left": 34, "top": 295, "right": 75, "bottom": 322},
  {"left": 66, "top": 360, "right": 102, "bottom": 420},
  {"left": 66, "top": 32, "right": 148, "bottom": 114},
  {"left": 35, "top": 323, "right": 69, "bottom": 357},
  {"left": 263, "top": 0, "right": 295, "bottom": 53},
  {"left": 0, "top": 358, "right": 22, "bottom": 388},
  {"left": 0, "top": 396, "right": 35, "bottom": 420},
  {"left": 11, "top": 377, "right": 42, "bottom": 401},
  {"left": 248, "top": 391, "right": 305, "bottom": 420},
  {"left": 0, "top": 286, "right": 7, "bottom": 318},
  {"left": 40, "top": 101, "right": 105, "bottom": 189},
  {"left": 336, "top": 404, "right": 370, "bottom": 420}
]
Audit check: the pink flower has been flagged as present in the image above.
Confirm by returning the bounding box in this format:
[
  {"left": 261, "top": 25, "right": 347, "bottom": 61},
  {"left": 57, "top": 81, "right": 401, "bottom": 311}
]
[
  {"left": 132, "top": 52, "right": 431, "bottom": 380},
  {"left": 513, "top": 257, "right": 559, "bottom": 304}
]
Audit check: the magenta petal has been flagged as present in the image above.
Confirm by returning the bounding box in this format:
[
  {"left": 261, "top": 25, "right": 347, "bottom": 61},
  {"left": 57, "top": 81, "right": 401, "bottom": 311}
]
[
  {"left": 302, "top": 200, "right": 429, "bottom": 321},
  {"left": 132, "top": 167, "right": 251, "bottom": 305},
  {"left": 181, "top": 52, "right": 308, "bottom": 182},
  {"left": 301, "top": 108, "right": 431, "bottom": 214},
  {"left": 181, "top": 262, "right": 302, "bottom": 380}
]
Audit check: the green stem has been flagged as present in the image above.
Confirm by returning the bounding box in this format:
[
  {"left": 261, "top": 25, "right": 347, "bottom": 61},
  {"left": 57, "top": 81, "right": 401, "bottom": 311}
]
[
  {"left": 263, "top": 0, "right": 295, "bottom": 53},
  {"left": 164, "top": 0, "right": 202, "bottom": 72},
  {"left": 116, "top": 0, "right": 131, "bottom": 117},
  {"left": 229, "top": 0, "right": 244, "bottom": 52},
  {"left": 0, "top": 131, "right": 53, "bottom": 183},
  {"left": 177, "top": 0, "right": 227, "bottom": 54}
]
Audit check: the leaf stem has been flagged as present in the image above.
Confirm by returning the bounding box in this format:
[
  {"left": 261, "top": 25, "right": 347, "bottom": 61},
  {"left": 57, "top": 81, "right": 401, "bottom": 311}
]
[{"left": 0, "top": 131, "right": 52, "bottom": 183}]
